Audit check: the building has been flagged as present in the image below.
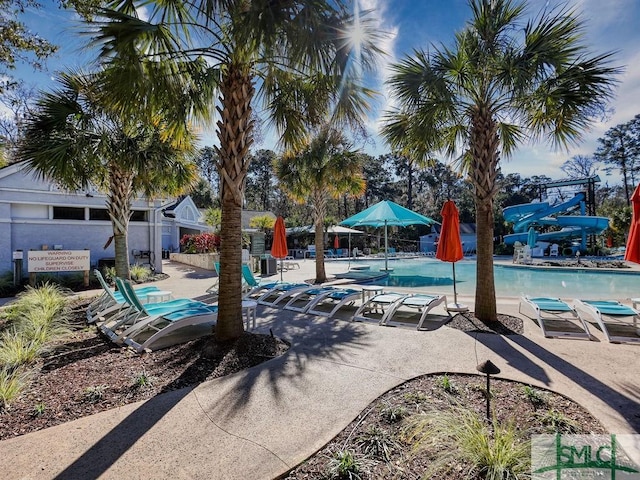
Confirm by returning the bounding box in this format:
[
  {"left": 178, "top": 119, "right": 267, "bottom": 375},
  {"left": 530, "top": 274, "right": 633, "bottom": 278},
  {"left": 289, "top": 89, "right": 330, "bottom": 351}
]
[
  {"left": 0, "top": 163, "right": 170, "bottom": 275},
  {"left": 0, "top": 163, "right": 273, "bottom": 277}
]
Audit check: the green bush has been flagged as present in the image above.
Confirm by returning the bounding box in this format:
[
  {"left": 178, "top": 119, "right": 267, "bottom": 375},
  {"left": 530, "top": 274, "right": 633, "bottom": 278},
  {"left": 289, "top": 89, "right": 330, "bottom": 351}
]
[
  {"left": 0, "top": 329, "right": 43, "bottom": 368},
  {"left": 403, "top": 406, "right": 530, "bottom": 479},
  {"left": 130, "top": 265, "right": 152, "bottom": 283},
  {"left": 326, "top": 450, "right": 364, "bottom": 480},
  {"left": 0, "top": 367, "right": 30, "bottom": 408}
]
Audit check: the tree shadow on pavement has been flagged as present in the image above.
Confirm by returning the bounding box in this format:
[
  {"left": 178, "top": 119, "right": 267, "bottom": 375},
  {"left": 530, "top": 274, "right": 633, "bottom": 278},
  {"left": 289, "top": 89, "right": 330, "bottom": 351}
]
[{"left": 470, "top": 331, "right": 640, "bottom": 432}]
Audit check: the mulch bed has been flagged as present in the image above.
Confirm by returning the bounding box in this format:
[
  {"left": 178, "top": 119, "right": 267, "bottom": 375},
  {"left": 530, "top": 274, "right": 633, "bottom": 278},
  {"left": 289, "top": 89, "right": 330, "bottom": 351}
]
[
  {"left": 0, "top": 298, "right": 289, "bottom": 440},
  {"left": 282, "top": 374, "right": 605, "bottom": 479}
]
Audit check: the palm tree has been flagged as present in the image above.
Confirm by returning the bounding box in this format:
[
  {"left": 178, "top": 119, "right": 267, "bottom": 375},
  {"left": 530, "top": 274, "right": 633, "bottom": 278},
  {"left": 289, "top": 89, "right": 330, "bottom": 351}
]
[
  {"left": 276, "top": 129, "right": 365, "bottom": 283},
  {"left": 90, "top": 0, "right": 384, "bottom": 341},
  {"left": 383, "top": 0, "right": 619, "bottom": 321},
  {"left": 17, "top": 71, "right": 198, "bottom": 279}
]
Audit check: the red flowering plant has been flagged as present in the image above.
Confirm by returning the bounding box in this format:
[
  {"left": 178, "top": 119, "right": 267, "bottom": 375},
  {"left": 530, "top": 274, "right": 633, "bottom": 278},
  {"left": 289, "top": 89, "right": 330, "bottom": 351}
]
[{"left": 180, "top": 233, "right": 220, "bottom": 253}]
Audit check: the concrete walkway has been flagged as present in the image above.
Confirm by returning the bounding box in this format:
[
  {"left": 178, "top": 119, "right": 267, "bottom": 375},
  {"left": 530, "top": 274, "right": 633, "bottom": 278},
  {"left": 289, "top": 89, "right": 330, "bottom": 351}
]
[{"left": 0, "top": 259, "right": 638, "bottom": 479}]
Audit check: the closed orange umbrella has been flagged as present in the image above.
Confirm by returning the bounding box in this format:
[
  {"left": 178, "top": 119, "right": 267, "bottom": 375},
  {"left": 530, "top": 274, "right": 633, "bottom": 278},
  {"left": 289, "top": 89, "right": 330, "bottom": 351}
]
[
  {"left": 625, "top": 185, "right": 640, "bottom": 264},
  {"left": 271, "top": 216, "right": 288, "bottom": 280},
  {"left": 436, "top": 200, "right": 467, "bottom": 311},
  {"left": 334, "top": 235, "right": 340, "bottom": 250}
]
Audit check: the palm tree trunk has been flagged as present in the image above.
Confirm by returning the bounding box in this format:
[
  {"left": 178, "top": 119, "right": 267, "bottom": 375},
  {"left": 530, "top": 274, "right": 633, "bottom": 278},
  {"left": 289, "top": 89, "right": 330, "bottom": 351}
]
[
  {"left": 470, "top": 106, "right": 498, "bottom": 322},
  {"left": 107, "top": 164, "right": 134, "bottom": 280},
  {"left": 216, "top": 63, "right": 255, "bottom": 342}
]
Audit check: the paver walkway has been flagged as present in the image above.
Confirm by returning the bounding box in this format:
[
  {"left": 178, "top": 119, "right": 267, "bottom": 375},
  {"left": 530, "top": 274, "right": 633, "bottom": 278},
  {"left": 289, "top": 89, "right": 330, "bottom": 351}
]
[{"left": 0, "top": 259, "right": 638, "bottom": 479}]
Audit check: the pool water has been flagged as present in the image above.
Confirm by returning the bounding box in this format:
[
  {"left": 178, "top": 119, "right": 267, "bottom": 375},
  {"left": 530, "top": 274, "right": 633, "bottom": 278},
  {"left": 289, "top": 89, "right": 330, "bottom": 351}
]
[{"left": 336, "top": 258, "right": 640, "bottom": 300}]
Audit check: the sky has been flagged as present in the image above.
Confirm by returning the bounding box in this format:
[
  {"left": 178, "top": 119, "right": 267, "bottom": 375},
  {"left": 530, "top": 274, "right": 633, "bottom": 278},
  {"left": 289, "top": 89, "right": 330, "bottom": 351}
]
[{"left": 8, "top": 0, "right": 640, "bottom": 183}]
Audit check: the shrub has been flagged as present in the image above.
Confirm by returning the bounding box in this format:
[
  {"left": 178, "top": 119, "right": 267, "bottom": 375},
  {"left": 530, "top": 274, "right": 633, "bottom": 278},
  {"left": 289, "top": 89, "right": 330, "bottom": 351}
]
[
  {"left": 32, "top": 402, "right": 46, "bottom": 417},
  {"left": 0, "top": 367, "right": 30, "bottom": 408},
  {"left": 132, "top": 370, "right": 154, "bottom": 389},
  {"left": 536, "top": 409, "right": 578, "bottom": 434},
  {"left": 83, "top": 385, "right": 107, "bottom": 403},
  {"left": 438, "top": 373, "right": 459, "bottom": 394},
  {"left": 0, "top": 329, "right": 43, "bottom": 368},
  {"left": 102, "top": 266, "right": 117, "bottom": 285},
  {"left": 356, "top": 425, "right": 397, "bottom": 461},
  {"left": 180, "top": 233, "right": 220, "bottom": 253},
  {"left": 130, "top": 265, "right": 152, "bottom": 282},
  {"left": 523, "top": 385, "right": 546, "bottom": 408},
  {"left": 380, "top": 405, "right": 408, "bottom": 423},
  {"left": 326, "top": 450, "right": 364, "bottom": 480},
  {"left": 403, "top": 407, "right": 531, "bottom": 479}
]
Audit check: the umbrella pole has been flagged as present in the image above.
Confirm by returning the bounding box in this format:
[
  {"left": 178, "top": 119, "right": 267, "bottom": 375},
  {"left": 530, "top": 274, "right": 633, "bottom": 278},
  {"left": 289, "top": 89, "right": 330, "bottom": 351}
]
[
  {"left": 348, "top": 233, "right": 352, "bottom": 270},
  {"left": 280, "top": 258, "right": 283, "bottom": 281},
  {"left": 384, "top": 220, "right": 389, "bottom": 271},
  {"left": 452, "top": 262, "right": 458, "bottom": 305}
]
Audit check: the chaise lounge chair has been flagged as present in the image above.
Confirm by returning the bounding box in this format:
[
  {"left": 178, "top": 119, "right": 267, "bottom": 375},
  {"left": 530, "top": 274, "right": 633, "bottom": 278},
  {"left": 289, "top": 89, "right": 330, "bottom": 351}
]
[
  {"left": 103, "top": 279, "right": 218, "bottom": 352},
  {"left": 241, "top": 264, "right": 280, "bottom": 299},
  {"left": 380, "top": 293, "right": 449, "bottom": 330},
  {"left": 100, "top": 278, "right": 216, "bottom": 343},
  {"left": 87, "top": 269, "right": 161, "bottom": 324},
  {"left": 256, "top": 282, "right": 312, "bottom": 307},
  {"left": 519, "top": 296, "right": 592, "bottom": 340},
  {"left": 281, "top": 286, "right": 338, "bottom": 312},
  {"left": 304, "top": 287, "right": 362, "bottom": 318},
  {"left": 574, "top": 299, "right": 640, "bottom": 343},
  {"left": 352, "top": 292, "right": 411, "bottom": 324}
]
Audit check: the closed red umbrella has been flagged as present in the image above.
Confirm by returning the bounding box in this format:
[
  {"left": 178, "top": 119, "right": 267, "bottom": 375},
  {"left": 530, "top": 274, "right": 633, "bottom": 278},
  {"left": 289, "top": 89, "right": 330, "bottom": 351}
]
[
  {"left": 436, "top": 200, "right": 467, "bottom": 311},
  {"left": 271, "top": 216, "right": 288, "bottom": 280},
  {"left": 625, "top": 185, "right": 640, "bottom": 264},
  {"left": 334, "top": 234, "right": 340, "bottom": 250}
]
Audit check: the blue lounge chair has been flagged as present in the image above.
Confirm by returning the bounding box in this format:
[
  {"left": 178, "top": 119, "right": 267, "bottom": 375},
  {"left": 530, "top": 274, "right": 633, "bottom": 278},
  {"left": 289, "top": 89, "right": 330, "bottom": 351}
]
[
  {"left": 102, "top": 278, "right": 217, "bottom": 352},
  {"left": 100, "top": 278, "right": 216, "bottom": 345},
  {"left": 519, "top": 296, "right": 591, "bottom": 340},
  {"left": 574, "top": 299, "right": 640, "bottom": 343},
  {"left": 242, "top": 264, "right": 280, "bottom": 299},
  {"left": 87, "top": 269, "right": 160, "bottom": 324}
]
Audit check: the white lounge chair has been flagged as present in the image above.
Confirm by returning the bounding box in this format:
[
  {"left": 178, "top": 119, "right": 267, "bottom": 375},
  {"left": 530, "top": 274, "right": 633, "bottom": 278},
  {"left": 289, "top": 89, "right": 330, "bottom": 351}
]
[
  {"left": 519, "top": 296, "right": 591, "bottom": 340},
  {"left": 304, "top": 288, "right": 362, "bottom": 318},
  {"left": 256, "top": 282, "right": 312, "bottom": 307},
  {"left": 574, "top": 299, "right": 640, "bottom": 343},
  {"left": 380, "top": 293, "right": 449, "bottom": 330},
  {"left": 106, "top": 279, "right": 217, "bottom": 352},
  {"left": 352, "top": 292, "right": 411, "bottom": 324},
  {"left": 282, "top": 286, "right": 338, "bottom": 312}
]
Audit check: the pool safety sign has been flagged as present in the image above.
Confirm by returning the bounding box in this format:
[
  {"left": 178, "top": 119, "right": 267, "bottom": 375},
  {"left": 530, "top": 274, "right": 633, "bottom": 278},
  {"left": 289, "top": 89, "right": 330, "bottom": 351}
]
[{"left": 27, "top": 250, "right": 90, "bottom": 273}]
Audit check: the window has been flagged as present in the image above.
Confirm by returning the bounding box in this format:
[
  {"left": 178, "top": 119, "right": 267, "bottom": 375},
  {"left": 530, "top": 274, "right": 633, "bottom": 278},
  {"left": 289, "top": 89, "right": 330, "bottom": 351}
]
[
  {"left": 52, "top": 206, "right": 84, "bottom": 220},
  {"left": 130, "top": 210, "right": 147, "bottom": 222},
  {"left": 89, "top": 209, "right": 110, "bottom": 221}
]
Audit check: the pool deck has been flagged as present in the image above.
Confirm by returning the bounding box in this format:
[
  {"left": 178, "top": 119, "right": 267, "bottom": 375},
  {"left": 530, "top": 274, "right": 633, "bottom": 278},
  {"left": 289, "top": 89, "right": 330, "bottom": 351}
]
[{"left": 0, "top": 258, "right": 638, "bottom": 479}]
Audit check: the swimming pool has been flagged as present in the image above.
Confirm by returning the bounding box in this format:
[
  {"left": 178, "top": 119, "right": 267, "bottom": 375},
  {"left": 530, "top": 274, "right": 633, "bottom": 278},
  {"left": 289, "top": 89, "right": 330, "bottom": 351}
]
[{"left": 335, "top": 258, "right": 640, "bottom": 299}]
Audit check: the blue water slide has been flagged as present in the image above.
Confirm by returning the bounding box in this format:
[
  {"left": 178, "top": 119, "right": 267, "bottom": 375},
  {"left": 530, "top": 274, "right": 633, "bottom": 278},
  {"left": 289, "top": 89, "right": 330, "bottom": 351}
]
[
  {"left": 503, "top": 193, "right": 585, "bottom": 233},
  {"left": 502, "top": 193, "right": 609, "bottom": 246}
]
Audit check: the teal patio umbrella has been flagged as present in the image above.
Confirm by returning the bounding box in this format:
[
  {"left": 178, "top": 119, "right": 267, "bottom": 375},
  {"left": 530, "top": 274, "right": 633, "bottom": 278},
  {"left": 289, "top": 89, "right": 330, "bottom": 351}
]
[{"left": 341, "top": 200, "right": 437, "bottom": 271}]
